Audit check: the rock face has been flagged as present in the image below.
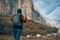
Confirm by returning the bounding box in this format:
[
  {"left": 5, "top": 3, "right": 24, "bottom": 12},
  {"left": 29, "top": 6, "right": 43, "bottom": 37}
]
[
  {"left": 0, "top": 1, "right": 4, "bottom": 16},
  {"left": 0, "top": 0, "right": 58, "bottom": 36},
  {"left": 25, "top": 0, "right": 33, "bottom": 20},
  {"left": 18, "top": 0, "right": 33, "bottom": 20},
  {"left": 0, "top": 0, "right": 56, "bottom": 27}
]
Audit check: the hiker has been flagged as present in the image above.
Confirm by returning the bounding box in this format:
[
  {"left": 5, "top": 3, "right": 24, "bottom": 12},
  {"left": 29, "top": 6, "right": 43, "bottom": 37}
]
[{"left": 10, "top": 9, "right": 26, "bottom": 40}]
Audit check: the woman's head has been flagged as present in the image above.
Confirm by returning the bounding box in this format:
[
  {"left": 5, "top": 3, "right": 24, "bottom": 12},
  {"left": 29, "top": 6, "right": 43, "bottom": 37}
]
[{"left": 17, "top": 9, "right": 22, "bottom": 14}]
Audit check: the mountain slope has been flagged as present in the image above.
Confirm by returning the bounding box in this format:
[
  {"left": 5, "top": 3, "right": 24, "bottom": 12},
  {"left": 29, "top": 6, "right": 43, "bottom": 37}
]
[{"left": 0, "top": 0, "right": 58, "bottom": 36}]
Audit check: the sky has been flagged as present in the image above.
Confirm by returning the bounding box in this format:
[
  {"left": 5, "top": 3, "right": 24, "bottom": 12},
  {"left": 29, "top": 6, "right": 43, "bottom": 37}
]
[{"left": 32, "top": 0, "right": 60, "bottom": 28}]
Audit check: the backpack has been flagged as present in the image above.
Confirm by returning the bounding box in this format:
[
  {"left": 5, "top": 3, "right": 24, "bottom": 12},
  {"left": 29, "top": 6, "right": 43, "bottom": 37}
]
[{"left": 12, "top": 14, "right": 23, "bottom": 26}]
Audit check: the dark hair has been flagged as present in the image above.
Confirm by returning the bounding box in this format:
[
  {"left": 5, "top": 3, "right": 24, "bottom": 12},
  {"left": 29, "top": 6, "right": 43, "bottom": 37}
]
[{"left": 17, "top": 9, "right": 22, "bottom": 13}]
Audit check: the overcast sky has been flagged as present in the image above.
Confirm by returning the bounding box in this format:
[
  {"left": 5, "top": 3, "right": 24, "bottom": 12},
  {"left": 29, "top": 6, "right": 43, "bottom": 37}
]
[{"left": 32, "top": 0, "right": 60, "bottom": 28}]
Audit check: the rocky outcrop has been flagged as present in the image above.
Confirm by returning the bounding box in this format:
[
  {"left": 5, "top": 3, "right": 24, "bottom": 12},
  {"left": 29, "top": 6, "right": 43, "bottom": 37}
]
[
  {"left": 0, "top": 0, "right": 57, "bottom": 27},
  {"left": 0, "top": 0, "right": 58, "bottom": 35},
  {"left": 18, "top": 0, "right": 33, "bottom": 20}
]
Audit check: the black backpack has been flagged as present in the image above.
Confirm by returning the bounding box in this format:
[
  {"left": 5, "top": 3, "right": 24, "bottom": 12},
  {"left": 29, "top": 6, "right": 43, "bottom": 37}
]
[{"left": 12, "top": 14, "right": 23, "bottom": 26}]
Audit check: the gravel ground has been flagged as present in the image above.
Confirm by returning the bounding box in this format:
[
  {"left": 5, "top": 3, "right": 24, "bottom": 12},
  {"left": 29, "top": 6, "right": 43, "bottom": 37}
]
[{"left": 0, "top": 35, "right": 56, "bottom": 40}]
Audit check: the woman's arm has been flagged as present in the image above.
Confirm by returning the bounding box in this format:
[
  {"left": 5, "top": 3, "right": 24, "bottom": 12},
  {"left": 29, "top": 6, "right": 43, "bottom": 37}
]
[
  {"left": 22, "top": 16, "right": 26, "bottom": 23},
  {"left": 10, "top": 16, "right": 12, "bottom": 21}
]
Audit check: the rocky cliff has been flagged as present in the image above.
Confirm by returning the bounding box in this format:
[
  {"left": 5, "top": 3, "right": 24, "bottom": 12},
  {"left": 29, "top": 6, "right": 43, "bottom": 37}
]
[
  {"left": 0, "top": 0, "right": 57, "bottom": 27},
  {"left": 18, "top": 0, "right": 33, "bottom": 20},
  {"left": 0, "top": 0, "right": 58, "bottom": 35}
]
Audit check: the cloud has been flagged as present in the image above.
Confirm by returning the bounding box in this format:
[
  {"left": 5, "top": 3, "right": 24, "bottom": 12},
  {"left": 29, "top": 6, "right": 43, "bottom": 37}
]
[
  {"left": 57, "top": 24, "right": 60, "bottom": 28},
  {"left": 46, "top": 2, "right": 60, "bottom": 15},
  {"left": 32, "top": 0, "right": 60, "bottom": 28},
  {"left": 32, "top": 0, "right": 60, "bottom": 15},
  {"left": 47, "top": 7, "right": 60, "bottom": 28}
]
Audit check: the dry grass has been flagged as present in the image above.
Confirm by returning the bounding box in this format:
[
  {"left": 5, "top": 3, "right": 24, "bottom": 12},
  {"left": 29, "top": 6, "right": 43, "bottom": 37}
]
[
  {"left": 0, "top": 35, "right": 58, "bottom": 40},
  {"left": 0, "top": 17, "right": 59, "bottom": 40}
]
